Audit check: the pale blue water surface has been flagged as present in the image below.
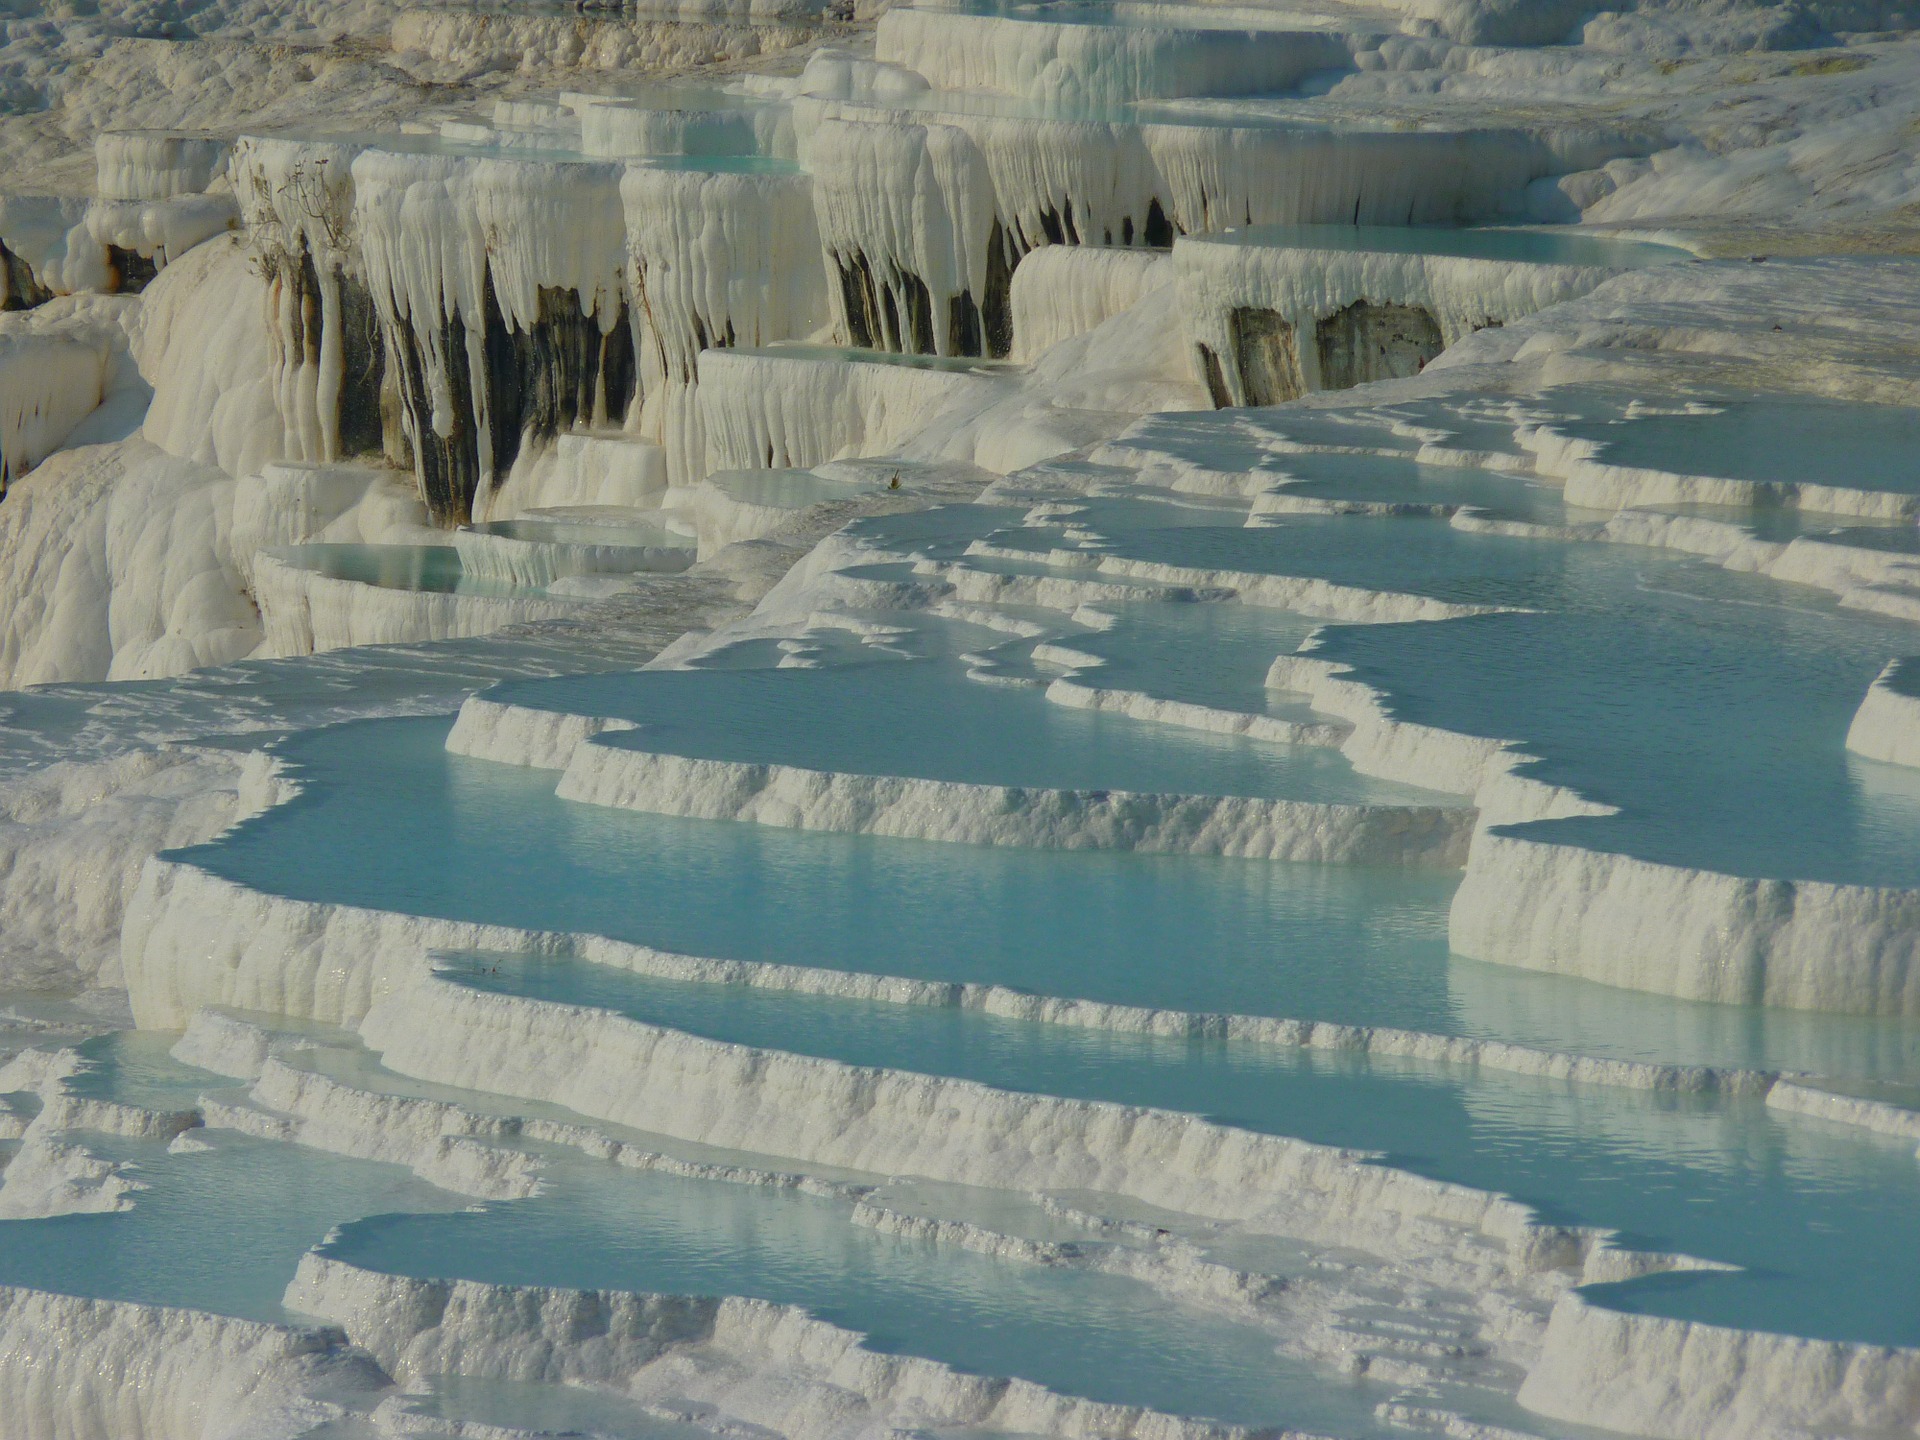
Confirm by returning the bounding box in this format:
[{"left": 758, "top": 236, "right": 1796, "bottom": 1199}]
[
  {"left": 2, "top": 1039, "right": 1402, "bottom": 1434},
  {"left": 48, "top": 416, "right": 1920, "bottom": 1411},
  {"left": 176, "top": 711, "right": 1920, "bottom": 1079},
  {"left": 155, "top": 708, "right": 1920, "bottom": 1351},
  {"left": 270, "top": 543, "right": 536, "bottom": 599},
  {"left": 1255, "top": 453, "right": 1576, "bottom": 522},
  {"left": 442, "top": 955, "right": 1920, "bottom": 1350},
  {"left": 475, "top": 655, "right": 1462, "bottom": 806},
  {"left": 0, "top": 632, "right": 661, "bottom": 779},
  {"left": 1189, "top": 225, "right": 1693, "bottom": 268},
  {"left": 1053, "top": 503, "right": 1920, "bottom": 889},
  {"left": 179, "top": 715, "right": 1461, "bottom": 1030},
  {"left": 708, "top": 468, "right": 875, "bottom": 509},
  {"left": 0, "top": 1036, "right": 460, "bottom": 1322},
  {"left": 469, "top": 517, "right": 694, "bottom": 549},
  {"left": 1547, "top": 391, "right": 1920, "bottom": 496},
  {"left": 318, "top": 1148, "right": 1402, "bottom": 1434},
  {"left": 1042, "top": 599, "right": 1326, "bottom": 715}
]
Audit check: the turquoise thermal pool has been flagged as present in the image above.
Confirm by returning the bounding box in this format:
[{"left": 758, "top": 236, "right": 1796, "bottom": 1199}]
[
  {"left": 706, "top": 469, "right": 877, "bottom": 509},
  {"left": 178, "top": 715, "right": 1467, "bottom": 1030},
  {"left": 270, "top": 544, "right": 539, "bottom": 599},
  {"left": 1546, "top": 393, "right": 1920, "bottom": 497},
  {"left": 151, "top": 695, "right": 1920, "bottom": 1349},
  {"left": 467, "top": 516, "right": 694, "bottom": 549},
  {"left": 317, "top": 1150, "right": 1402, "bottom": 1434},
  {"left": 1188, "top": 224, "right": 1696, "bottom": 268},
  {"left": 1249, "top": 453, "right": 1580, "bottom": 522},
  {"left": 173, "top": 690, "right": 1920, "bottom": 1079},
  {"left": 960, "top": 492, "right": 1920, "bottom": 889},
  {"left": 0, "top": 1040, "right": 1411, "bottom": 1435},
  {"left": 440, "top": 954, "right": 1920, "bottom": 1348},
  {"left": 472, "top": 655, "right": 1464, "bottom": 805}
]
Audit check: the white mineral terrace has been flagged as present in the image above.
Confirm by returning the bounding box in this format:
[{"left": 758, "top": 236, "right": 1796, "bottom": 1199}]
[{"left": 6, "top": 1, "right": 1920, "bottom": 1438}]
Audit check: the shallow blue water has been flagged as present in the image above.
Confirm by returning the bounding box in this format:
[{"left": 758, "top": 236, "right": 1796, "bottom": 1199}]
[
  {"left": 624, "top": 153, "right": 802, "bottom": 175},
  {"left": 1104, "top": 402, "right": 1532, "bottom": 477},
  {"left": 844, "top": 501, "right": 1030, "bottom": 559},
  {"left": 708, "top": 468, "right": 875, "bottom": 508},
  {"left": 469, "top": 517, "right": 693, "bottom": 549},
  {"left": 320, "top": 1147, "right": 1397, "bottom": 1434},
  {"left": 1059, "top": 601, "right": 1324, "bottom": 714},
  {"left": 445, "top": 956, "right": 1920, "bottom": 1350},
  {"left": 175, "top": 715, "right": 1920, "bottom": 1079},
  {"left": 392, "top": 1376, "right": 714, "bottom": 1438},
  {"left": 271, "top": 543, "right": 533, "bottom": 599},
  {"left": 1091, "top": 502, "right": 1584, "bottom": 606},
  {"left": 1191, "top": 225, "right": 1693, "bottom": 269},
  {"left": 477, "top": 655, "right": 1460, "bottom": 805},
  {"left": 0, "top": 1126, "right": 459, "bottom": 1322},
  {"left": 1549, "top": 392, "right": 1920, "bottom": 496},
  {"left": 1323, "top": 603, "right": 1920, "bottom": 887},
  {"left": 180, "top": 715, "right": 1462, "bottom": 1029},
  {"left": 1007, "top": 490, "right": 1255, "bottom": 536},
  {"left": 1798, "top": 523, "right": 1920, "bottom": 553},
  {"left": 943, "top": 471, "right": 1920, "bottom": 915},
  {"left": 325, "top": 129, "right": 803, "bottom": 172},
  {"left": 1641, "top": 503, "right": 1919, "bottom": 546},
  {"left": 0, "top": 631, "right": 656, "bottom": 779},
  {"left": 61, "top": 1030, "right": 248, "bottom": 1110},
  {"left": 0, "top": 1037, "right": 1397, "bottom": 1433},
  {"left": 0, "top": 1039, "right": 459, "bottom": 1322},
  {"left": 1079, "top": 508, "right": 1920, "bottom": 887},
  {"left": 571, "top": 80, "right": 776, "bottom": 115},
  {"left": 1257, "top": 452, "right": 1574, "bottom": 523}
]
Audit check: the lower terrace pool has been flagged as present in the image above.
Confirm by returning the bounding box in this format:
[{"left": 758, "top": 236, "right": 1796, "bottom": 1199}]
[
  {"left": 0, "top": 1128, "right": 1396, "bottom": 1434},
  {"left": 270, "top": 543, "right": 540, "bottom": 600},
  {"left": 444, "top": 954, "right": 1920, "bottom": 1350},
  {"left": 179, "top": 715, "right": 1463, "bottom": 1034},
  {"left": 388, "top": 1376, "right": 717, "bottom": 1439},
  {"left": 466, "top": 515, "right": 694, "bottom": 550},
  {"left": 0, "top": 1037, "right": 460, "bottom": 1323},
  {"left": 0, "top": 1036, "right": 1409, "bottom": 1437},
  {"left": 1036, "top": 599, "right": 1327, "bottom": 716},
  {"left": 318, "top": 1147, "right": 1401, "bottom": 1434},
  {"left": 1095, "top": 399, "right": 1538, "bottom": 481},
  {"left": 0, "top": 630, "right": 666, "bottom": 779},
  {"left": 175, "top": 715, "right": 1920, "bottom": 1083},
  {"left": 705, "top": 468, "right": 876, "bottom": 509}
]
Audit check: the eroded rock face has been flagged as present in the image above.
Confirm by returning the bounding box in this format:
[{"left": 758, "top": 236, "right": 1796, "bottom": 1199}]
[
  {"left": 382, "top": 303, "right": 479, "bottom": 529},
  {"left": 1194, "top": 342, "right": 1231, "bottom": 408},
  {"left": 480, "top": 286, "right": 638, "bottom": 499},
  {"left": 834, "top": 247, "right": 936, "bottom": 353},
  {"left": 260, "top": 245, "right": 392, "bottom": 464},
  {"left": 381, "top": 284, "right": 638, "bottom": 527},
  {"left": 0, "top": 242, "right": 51, "bottom": 312},
  {"left": 831, "top": 218, "right": 1016, "bottom": 359},
  {"left": 1314, "top": 300, "right": 1444, "bottom": 391},
  {"left": 104, "top": 246, "right": 158, "bottom": 295},
  {"left": 1228, "top": 306, "right": 1303, "bottom": 407}
]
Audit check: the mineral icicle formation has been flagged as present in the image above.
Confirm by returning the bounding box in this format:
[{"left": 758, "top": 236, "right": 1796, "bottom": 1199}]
[{"left": 4, "top": 1, "right": 1920, "bottom": 1438}]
